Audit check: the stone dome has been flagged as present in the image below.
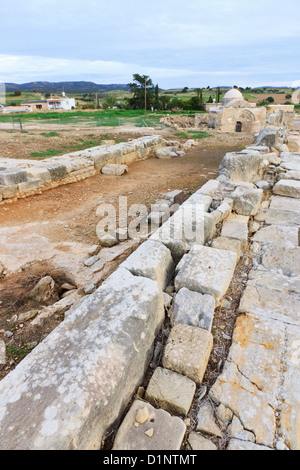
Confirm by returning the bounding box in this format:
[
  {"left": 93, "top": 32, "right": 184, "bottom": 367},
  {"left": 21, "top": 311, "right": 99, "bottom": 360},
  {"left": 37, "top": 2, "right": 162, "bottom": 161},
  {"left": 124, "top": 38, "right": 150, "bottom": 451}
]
[{"left": 222, "top": 88, "right": 243, "bottom": 105}]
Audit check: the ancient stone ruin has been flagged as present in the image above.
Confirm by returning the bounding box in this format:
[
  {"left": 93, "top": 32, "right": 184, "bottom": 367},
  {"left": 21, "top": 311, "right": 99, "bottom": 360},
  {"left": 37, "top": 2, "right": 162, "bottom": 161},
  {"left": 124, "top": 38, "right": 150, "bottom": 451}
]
[{"left": 0, "top": 123, "right": 299, "bottom": 451}]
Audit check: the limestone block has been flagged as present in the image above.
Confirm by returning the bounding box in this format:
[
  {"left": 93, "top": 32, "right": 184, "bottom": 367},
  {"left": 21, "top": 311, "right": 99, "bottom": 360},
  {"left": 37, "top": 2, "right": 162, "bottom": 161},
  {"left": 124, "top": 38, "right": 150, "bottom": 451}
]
[
  {"left": 280, "top": 170, "right": 300, "bottom": 181},
  {"left": 112, "top": 400, "right": 186, "bottom": 450},
  {"left": 0, "top": 268, "right": 164, "bottom": 450},
  {"left": 145, "top": 367, "right": 196, "bottom": 416},
  {"left": 196, "top": 179, "right": 220, "bottom": 196},
  {"left": 26, "top": 167, "right": 51, "bottom": 183},
  {"left": 43, "top": 163, "right": 68, "bottom": 181},
  {"left": 0, "top": 170, "right": 28, "bottom": 186},
  {"left": 212, "top": 236, "right": 242, "bottom": 261},
  {"left": 269, "top": 195, "right": 300, "bottom": 212},
  {"left": 162, "top": 323, "right": 213, "bottom": 384},
  {"left": 256, "top": 126, "right": 279, "bottom": 148},
  {"left": 156, "top": 147, "right": 178, "bottom": 159},
  {"left": 239, "top": 269, "right": 300, "bottom": 326},
  {"left": 120, "top": 240, "right": 175, "bottom": 290},
  {"left": 196, "top": 401, "right": 222, "bottom": 437},
  {"left": 172, "top": 287, "right": 215, "bottom": 332},
  {"left": 18, "top": 178, "right": 43, "bottom": 194},
  {"left": 188, "top": 433, "right": 217, "bottom": 450},
  {"left": 164, "top": 189, "right": 188, "bottom": 205},
  {"left": 101, "top": 164, "right": 128, "bottom": 176},
  {"left": 252, "top": 224, "right": 299, "bottom": 247},
  {"left": 182, "top": 193, "right": 212, "bottom": 212},
  {"left": 221, "top": 214, "right": 249, "bottom": 249},
  {"left": 218, "top": 151, "right": 264, "bottom": 183},
  {"left": 174, "top": 245, "right": 237, "bottom": 303},
  {"left": 273, "top": 179, "right": 300, "bottom": 198},
  {"left": 231, "top": 186, "right": 263, "bottom": 216}
]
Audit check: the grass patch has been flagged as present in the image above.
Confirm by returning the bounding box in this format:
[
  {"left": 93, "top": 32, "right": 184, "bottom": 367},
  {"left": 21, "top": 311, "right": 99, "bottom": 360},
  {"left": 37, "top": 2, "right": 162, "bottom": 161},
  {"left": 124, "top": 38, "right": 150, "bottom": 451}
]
[
  {"left": 174, "top": 130, "right": 211, "bottom": 140},
  {"left": 40, "top": 131, "right": 60, "bottom": 137}
]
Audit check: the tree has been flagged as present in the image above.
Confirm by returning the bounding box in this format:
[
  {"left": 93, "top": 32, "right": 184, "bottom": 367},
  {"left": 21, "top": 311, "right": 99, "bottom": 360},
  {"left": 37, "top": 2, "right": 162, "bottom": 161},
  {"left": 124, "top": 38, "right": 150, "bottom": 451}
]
[
  {"left": 266, "top": 96, "right": 274, "bottom": 103},
  {"left": 127, "top": 74, "right": 155, "bottom": 110},
  {"left": 14, "top": 89, "right": 22, "bottom": 96},
  {"left": 154, "top": 84, "right": 160, "bottom": 110}
]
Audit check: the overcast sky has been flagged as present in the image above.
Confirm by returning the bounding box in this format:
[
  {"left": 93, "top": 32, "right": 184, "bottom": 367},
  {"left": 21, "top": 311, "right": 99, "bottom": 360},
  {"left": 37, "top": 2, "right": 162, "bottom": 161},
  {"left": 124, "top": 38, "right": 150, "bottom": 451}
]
[{"left": 1, "top": 0, "right": 300, "bottom": 88}]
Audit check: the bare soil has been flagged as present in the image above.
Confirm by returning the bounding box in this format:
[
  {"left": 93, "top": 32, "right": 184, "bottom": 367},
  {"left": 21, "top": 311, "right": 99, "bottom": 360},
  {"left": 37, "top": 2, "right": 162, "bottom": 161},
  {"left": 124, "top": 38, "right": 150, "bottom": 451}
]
[{"left": 0, "top": 128, "right": 253, "bottom": 380}]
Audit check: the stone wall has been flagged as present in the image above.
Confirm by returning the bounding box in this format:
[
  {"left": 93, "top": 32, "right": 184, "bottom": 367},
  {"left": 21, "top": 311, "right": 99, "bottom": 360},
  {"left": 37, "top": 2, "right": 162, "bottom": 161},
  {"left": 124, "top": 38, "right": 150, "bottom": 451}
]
[
  {"left": 0, "top": 128, "right": 299, "bottom": 450},
  {"left": 0, "top": 135, "right": 165, "bottom": 204}
]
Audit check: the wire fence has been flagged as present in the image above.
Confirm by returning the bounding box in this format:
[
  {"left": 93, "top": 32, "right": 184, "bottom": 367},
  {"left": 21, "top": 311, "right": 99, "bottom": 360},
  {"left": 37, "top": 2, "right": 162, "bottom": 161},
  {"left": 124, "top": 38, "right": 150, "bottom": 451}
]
[{"left": 0, "top": 114, "right": 168, "bottom": 131}]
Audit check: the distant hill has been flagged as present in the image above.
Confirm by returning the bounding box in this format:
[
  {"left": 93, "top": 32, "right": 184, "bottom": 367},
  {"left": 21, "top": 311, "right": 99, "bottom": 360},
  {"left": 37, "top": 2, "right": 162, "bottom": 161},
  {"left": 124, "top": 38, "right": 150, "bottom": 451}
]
[{"left": 4, "top": 81, "right": 131, "bottom": 94}]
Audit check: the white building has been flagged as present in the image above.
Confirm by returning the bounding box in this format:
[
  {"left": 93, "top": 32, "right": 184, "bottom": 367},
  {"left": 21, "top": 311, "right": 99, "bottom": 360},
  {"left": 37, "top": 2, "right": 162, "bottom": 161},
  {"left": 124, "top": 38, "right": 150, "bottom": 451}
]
[{"left": 47, "top": 92, "right": 76, "bottom": 111}]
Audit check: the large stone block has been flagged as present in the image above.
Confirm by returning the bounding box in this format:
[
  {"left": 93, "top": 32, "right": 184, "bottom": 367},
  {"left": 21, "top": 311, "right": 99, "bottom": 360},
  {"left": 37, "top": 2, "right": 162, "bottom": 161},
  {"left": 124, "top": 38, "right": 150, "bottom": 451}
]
[
  {"left": 0, "top": 268, "right": 164, "bottom": 450},
  {"left": 218, "top": 151, "right": 265, "bottom": 183},
  {"left": 273, "top": 179, "right": 300, "bottom": 198},
  {"left": 0, "top": 170, "right": 28, "bottom": 186},
  {"left": 221, "top": 214, "right": 249, "bottom": 249},
  {"left": 174, "top": 245, "right": 237, "bottom": 303},
  {"left": 231, "top": 187, "right": 263, "bottom": 216},
  {"left": 112, "top": 400, "right": 186, "bottom": 450},
  {"left": 120, "top": 240, "right": 175, "bottom": 290},
  {"left": 256, "top": 126, "right": 279, "bottom": 148},
  {"left": 172, "top": 287, "right": 215, "bottom": 332},
  {"left": 162, "top": 323, "right": 213, "bottom": 384},
  {"left": 145, "top": 367, "right": 196, "bottom": 416}
]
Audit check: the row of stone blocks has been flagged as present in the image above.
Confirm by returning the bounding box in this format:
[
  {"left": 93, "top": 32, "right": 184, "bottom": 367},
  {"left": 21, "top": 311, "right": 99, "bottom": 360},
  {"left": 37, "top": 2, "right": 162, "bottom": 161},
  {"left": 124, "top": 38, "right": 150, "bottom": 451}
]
[
  {"left": 0, "top": 141, "right": 283, "bottom": 450},
  {"left": 0, "top": 135, "right": 164, "bottom": 203}
]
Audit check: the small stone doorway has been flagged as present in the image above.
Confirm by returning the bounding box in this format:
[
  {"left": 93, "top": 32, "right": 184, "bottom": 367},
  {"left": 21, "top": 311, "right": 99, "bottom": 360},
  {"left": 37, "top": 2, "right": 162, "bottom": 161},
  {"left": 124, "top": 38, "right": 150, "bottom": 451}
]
[{"left": 236, "top": 121, "right": 242, "bottom": 132}]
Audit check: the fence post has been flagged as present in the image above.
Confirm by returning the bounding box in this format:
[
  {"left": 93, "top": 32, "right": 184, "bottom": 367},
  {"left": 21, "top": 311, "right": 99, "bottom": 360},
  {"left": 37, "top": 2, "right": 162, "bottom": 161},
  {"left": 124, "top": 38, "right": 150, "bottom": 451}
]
[{"left": 19, "top": 117, "right": 23, "bottom": 130}]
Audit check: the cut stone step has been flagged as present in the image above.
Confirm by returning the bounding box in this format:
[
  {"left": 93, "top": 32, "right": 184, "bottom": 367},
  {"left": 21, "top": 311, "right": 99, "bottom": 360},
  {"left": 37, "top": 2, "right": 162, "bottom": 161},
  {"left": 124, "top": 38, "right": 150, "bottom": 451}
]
[
  {"left": 112, "top": 400, "right": 186, "bottom": 450},
  {"left": 174, "top": 245, "right": 237, "bottom": 303},
  {"left": 172, "top": 287, "right": 215, "bottom": 332},
  {"left": 145, "top": 367, "right": 196, "bottom": 416},
  {"left": 162, "top": 323, "right": 213, "bottom": 384}
]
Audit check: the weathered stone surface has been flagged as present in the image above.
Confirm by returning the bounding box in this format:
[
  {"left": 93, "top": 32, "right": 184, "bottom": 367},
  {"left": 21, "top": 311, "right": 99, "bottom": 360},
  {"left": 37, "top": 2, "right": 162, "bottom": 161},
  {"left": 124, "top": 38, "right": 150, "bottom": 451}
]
[
  {"left": 29, "top": 276, "right": 60, "bottom": 304},
  {"left": 218, "top": 151, "right": 265, "bottom": 183},
  {"left": 145, "top": 367, "right": 196, "bottom": 416},
  {"left": 0, "top": 340, "right": 6, "bottom": 365},
  {"left": 227, "top": 415, "right": 255, "bottom": 442},
  {"left": 0, "top": 170, "right": 28, "bottom": 186},
  {"left": 121, "top": 240, "right": 174, "bottom": 291},
  {"left": 280, "top": 170, "right": 300, "bottom": 181},
  {"left": 239, "top": 270, "right": 300, "bottom": 326},
  {"left": 252, "top": 224, "right": 299, "bottom": 247},
  {"left": 156, "top": 147, "right": 178, "bottom": 159},
  {"left": 164, "top": 190, "right": 187, "bottom": 205},
  {"left": 188, "top": 433, "right": 217, "bottom": 451},
  {"left": 101, "top": 164, "right": 128, "bottom": 176},
  {"left": 231, "top": 186, "right": 263, "bottom": 215},
  {"left": 256, "top": 126, "right": 279, "bottom": 148},
  {"left": 196, "top": 401, "right": 222, "bottom": 437},
  {"left": 273, "top": 179, "right": 300, "bottom": 198},
  {"left": 221, "top": 214, "right": 249, "bottom": 249},
  {"left": 162, "top": 323, "right": 213, "bottom": 384},
  {"left": 175, "top": 245, "right": 237, "bottom": 303},
  {"left": 212, "top": 236, "right": 242, "bottom": 261},
  {"left": 112, "top": 400, "right": 186, "bottom": 450},
  {"left": 227, "top": 439, "right": 273, "bottom": 451},
  {"left": 210, "top": 313, "right": 300, "bottom": 449},
  {"left": 0, "top": 268, "right": 164, "bottom": 450},
  {"left": 172, "top": 287, "right": 215, "bottom": 332}
]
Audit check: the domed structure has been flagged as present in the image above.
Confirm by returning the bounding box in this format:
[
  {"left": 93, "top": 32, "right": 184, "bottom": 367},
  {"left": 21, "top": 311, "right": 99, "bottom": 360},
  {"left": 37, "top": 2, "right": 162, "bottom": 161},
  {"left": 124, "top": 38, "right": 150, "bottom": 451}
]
[{"left": 222, "top": 88, "right": 244, "bottom": 105}]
